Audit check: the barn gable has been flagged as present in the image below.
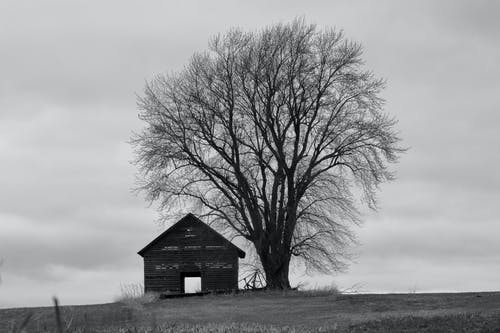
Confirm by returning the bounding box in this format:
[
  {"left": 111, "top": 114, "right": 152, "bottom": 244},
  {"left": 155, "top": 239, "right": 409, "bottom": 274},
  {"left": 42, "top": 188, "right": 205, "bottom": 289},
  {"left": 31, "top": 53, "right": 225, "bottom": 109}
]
[
  {"left": 138, "top": 213, "right": 246, "bottom": 293},
  {"left": 137, "top": 213, "right": 245, "bottom": 258}
]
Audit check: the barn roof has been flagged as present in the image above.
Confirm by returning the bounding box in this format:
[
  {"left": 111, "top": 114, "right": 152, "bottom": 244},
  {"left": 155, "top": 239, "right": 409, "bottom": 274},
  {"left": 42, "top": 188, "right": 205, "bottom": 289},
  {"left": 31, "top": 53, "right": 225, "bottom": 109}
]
[{"left": 137, "top": 213, "right": 246, "bottom": 258}]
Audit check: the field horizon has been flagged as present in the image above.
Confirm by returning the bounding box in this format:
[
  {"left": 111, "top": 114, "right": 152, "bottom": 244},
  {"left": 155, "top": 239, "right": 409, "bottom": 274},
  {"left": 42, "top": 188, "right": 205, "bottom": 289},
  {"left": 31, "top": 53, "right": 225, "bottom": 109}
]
[
  {"left": 2, "top": 290, "right": 500, "bottom": 332},
  {"left": 3, "top": 289, "right": 500, "bottom": 311}
]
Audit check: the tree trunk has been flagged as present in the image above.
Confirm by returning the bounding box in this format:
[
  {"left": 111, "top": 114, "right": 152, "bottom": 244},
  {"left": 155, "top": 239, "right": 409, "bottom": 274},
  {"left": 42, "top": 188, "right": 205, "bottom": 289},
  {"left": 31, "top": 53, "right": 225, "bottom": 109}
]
[{"left": 260, "top": 253, "right": 292, "bottom": 290}]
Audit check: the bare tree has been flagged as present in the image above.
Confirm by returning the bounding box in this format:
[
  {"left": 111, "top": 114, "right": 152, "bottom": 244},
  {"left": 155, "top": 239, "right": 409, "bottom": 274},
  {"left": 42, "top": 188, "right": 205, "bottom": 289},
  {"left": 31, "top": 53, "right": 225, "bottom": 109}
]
[{"left": 132, "top": 19, "right": 404, "bottom": 289}]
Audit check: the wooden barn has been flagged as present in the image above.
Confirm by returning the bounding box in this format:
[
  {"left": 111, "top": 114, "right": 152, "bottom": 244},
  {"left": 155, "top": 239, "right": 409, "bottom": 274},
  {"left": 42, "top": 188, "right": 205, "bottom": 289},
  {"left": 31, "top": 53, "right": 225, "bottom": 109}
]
[{"left": 138, "top": 213, "right": 246, "bottom": 294}]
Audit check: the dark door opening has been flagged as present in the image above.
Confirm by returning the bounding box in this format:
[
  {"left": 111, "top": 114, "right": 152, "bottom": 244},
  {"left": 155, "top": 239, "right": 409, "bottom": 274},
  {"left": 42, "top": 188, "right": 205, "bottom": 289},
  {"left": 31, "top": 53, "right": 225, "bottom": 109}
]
[{"left": 180, "top": 272, "right": 202, "bottom": 293}]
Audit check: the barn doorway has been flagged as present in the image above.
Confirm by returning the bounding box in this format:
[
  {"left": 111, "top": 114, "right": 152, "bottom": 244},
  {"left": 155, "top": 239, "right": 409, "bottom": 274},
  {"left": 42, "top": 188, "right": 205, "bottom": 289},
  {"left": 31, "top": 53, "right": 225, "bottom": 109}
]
[{"left": 180, "top": 272, "right": 202, "bottom": 293}]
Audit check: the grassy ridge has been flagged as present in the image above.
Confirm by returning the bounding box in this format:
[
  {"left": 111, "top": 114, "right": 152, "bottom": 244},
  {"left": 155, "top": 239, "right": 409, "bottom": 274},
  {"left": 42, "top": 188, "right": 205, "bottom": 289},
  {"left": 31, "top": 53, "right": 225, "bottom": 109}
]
[{"left": 1, "top": 291, "right": 500, "bottom": 332}]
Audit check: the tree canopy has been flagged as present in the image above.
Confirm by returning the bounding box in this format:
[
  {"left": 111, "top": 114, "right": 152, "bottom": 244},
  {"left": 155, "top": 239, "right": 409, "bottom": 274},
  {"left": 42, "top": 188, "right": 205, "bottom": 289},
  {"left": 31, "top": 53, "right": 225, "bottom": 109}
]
[{"left": 133, "top": 19, "right": 403, "bottom": 288}]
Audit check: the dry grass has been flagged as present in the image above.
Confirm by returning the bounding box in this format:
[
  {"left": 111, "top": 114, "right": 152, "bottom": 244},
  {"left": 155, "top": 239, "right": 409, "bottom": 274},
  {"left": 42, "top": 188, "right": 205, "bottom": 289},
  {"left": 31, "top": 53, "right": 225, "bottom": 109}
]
[
  {"left": 115, "top": 283, "right": 160, "bottom": 308},
  {"left": 296, "top": 283, "right": 340, "bottom": 297},
  {"left": 345, "top": 312, "right": 500, "bottom": 333}
]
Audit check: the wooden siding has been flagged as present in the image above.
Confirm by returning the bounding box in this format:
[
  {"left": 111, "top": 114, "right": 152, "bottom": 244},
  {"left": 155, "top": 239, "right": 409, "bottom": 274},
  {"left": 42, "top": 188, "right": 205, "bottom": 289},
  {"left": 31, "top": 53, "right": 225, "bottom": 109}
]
[{"left": 141, "top": 215, "right": 241, "bottom": 293}]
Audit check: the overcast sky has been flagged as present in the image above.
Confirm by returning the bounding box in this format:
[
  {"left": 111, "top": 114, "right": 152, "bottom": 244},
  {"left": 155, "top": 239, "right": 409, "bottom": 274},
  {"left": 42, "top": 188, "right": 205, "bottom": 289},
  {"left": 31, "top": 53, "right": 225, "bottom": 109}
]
[{"left": 1, "top": 0, "right": 499, "bottom": 308}]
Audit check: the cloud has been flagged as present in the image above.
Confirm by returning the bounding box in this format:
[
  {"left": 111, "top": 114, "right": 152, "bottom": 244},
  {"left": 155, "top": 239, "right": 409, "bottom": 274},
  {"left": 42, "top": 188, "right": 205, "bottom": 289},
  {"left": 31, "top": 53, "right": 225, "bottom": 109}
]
[
  {"left": 0, "top": 207, "right": 154, "bottom": 276},
  {"left": 1, "top": 0, "right": 500, "bottom": 307},
  {"left": 0, "top": 265, "right": 142, "bottom": 308}
]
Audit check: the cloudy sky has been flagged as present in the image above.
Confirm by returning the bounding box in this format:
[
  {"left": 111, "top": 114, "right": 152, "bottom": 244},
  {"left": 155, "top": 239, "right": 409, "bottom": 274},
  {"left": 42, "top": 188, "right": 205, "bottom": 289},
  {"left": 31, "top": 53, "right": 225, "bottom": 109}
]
[{"left": 1, "top": 0, "right": 499, "bottom": 308}]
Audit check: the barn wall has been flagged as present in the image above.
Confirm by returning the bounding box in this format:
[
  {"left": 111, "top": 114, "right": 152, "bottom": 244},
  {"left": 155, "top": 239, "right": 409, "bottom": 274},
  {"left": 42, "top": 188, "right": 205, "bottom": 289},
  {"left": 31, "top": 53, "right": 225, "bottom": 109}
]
[{"left": 142, "top": 217, "right": 240, "bottom": 293}]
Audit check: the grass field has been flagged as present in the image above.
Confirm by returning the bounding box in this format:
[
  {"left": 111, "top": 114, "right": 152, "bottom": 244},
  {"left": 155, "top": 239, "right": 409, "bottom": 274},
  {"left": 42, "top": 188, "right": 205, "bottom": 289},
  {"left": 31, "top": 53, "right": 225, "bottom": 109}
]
[{"left": 1, "top": 291, "right": 500, "bottom": 332}]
